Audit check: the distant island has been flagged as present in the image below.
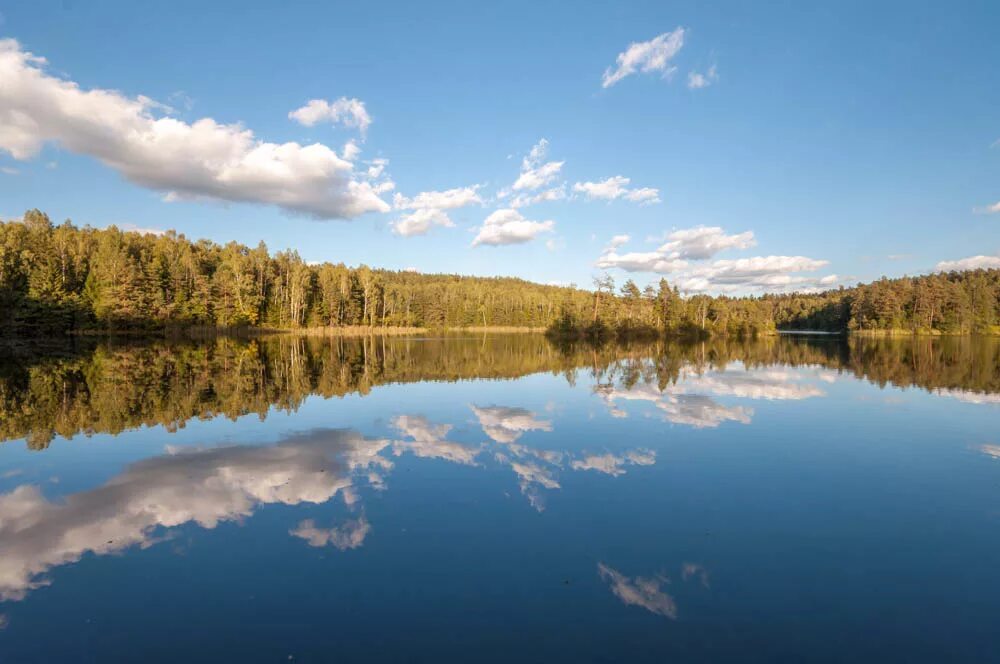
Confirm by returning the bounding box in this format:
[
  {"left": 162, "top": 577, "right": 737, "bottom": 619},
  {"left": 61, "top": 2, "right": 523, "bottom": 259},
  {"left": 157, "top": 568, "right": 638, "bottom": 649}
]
[{"left": 2, "top": 210, "right": 998, "bottom": 338}]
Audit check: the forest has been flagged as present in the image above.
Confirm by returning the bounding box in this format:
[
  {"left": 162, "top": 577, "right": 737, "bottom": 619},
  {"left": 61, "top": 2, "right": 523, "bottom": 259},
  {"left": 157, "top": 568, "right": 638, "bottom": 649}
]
[{"left": 2, "top": 210, "right": 999, "bottom": 337}]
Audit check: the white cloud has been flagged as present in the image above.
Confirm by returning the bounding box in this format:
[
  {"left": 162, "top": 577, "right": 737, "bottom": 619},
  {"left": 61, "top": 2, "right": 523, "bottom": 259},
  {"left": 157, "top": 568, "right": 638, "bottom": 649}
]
[
  {"left": 972, "top": 201, "right": 1000, "bottom": 214},
  {"left": 512, "top": 139, "right": 564, "bottom": 192},
  {"left": 393, "top": 186, "right": 482, "bottom": 211},
  {"left": 605, "top": 234, "right": 631, "bottom": 251},
  {"left": 0, "top": 166, "right": 18, "bottom": 175},
  {"left": 596, "top": 226, "right": 756, "bottom": 275},
  {"left": 677, "top": 255, "right": 831, "bottom": 293},
  {"left": 509, "top": 185, "right": 566, "bottom": 209},
  {"left": 114, "top": 223, "right": 167, "bottom": 237},
  {"left": 597, "top": 228, "right": 833, "bottom": 292},
  {"left": 936, "top": 255, "right": 1000, "bottom": 271},
  {"left": 657, "top": 226, "right": 756, "bottom": 259},
  {"left": 687, "top": 65, "right": 718, "bottom": 89},
  {"left": 596, "top": 251, "right": 689, "bottom": 274},
  {"left": 391, "top": 185, "right": 482, "bottom": 237},
  {"left": 598, "top": 563, "right": 677, "bottom": 618},
  {"left": 391, "top": 208, "right": 455, "bottom": 236},
  {"left": 366, "top": 158, "right": 388, "bottom": 179},
  {"left": 602, "top": 28, "right": 686, "bottom": 89},
  {"left": 341, "top": 139, "right": 362, "bottom": 161},
  {"left": 572, "top": 176, "right": 661, "bottom": 205},
  {"left": 288, "top": 97, "right": 372, "bottom": 136},
  {"left": 0, "top": 39, "right": 390, "bottom": 219},
  {"left": 472, "top": 208, "right": 555, "bottom": 247},
  {"left": 982, "top": 444, "right": 1000, "bottom": 459}
]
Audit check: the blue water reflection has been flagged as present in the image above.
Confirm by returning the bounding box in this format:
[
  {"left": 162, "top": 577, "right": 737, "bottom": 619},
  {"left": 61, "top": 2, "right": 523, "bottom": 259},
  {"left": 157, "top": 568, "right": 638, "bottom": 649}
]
[{"left": 0, "top": 335, "right": 998, "bottom": 662}]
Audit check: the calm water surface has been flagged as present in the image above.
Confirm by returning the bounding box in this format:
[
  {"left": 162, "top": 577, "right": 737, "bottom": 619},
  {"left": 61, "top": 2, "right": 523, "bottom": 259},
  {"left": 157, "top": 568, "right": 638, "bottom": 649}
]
[{"left": 0, "top": 334, "right": 998, "bottom": 662}]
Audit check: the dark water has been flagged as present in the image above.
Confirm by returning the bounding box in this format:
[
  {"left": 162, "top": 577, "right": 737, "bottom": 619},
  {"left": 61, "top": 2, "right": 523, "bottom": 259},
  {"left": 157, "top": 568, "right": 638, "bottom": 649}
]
[{"left": 0, "top": 334, "right": 998, "bottom": 663}]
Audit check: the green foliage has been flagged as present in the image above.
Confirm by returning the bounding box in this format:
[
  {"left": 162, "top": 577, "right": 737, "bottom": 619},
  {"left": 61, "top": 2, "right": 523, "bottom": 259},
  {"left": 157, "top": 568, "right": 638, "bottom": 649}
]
[
  {"left": 1, "top": 212, "right": 998, "bottom": 337},
  {"left": 0, "top": 214, "right": 593, "bottom": 333}
]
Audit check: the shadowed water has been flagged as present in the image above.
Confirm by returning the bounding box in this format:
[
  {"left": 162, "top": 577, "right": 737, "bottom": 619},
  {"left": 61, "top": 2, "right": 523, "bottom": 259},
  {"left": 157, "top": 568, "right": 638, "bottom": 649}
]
[{"left": 0, "top": 334, "right": 998, "bottom": 662}]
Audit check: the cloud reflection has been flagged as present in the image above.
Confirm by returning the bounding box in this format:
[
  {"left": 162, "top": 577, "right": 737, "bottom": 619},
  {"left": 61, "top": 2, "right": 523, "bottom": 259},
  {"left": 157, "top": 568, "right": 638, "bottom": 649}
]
[
  {"left": 0, "top": 405, "right": 662, "bottom": 600},
  {"left": 937, "top": 389, "right": 1000, "bottom": 406},
  {"left": 474, "top": 404, "right": 655, "bottom": 510},
  {"left": 597, "top": 563, "right": 677, "bottom": 619},
  {"left": 290, "top": 516, "right": 371, "bottom": 550},
  {"left": 392, "top": 415, "right": 481, "bottom": 465},
  {"left": 471, "top": 406, "right": 553, "bottom": 443},
  {"left": 571, "top": 450, "right": 655, "bottom": 477},
  {"left": 0, "top": 429, "right": 390, "bottom": 601},
  {"left": 595, "top": 364, "right": 828, "bottom": 427}
]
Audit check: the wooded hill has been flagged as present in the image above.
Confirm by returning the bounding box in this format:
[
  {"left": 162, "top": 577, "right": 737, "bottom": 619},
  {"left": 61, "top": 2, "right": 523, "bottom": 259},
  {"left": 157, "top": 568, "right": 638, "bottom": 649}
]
[{"left": 2, "top": 210, "right": 998, "bottom": 336}]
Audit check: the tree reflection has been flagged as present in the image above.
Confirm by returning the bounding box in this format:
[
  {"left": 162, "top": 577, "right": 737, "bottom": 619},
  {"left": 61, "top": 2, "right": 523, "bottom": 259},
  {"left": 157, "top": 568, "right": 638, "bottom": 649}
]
[{"left": 0, "top": 334, "right": 997, "bottom": 447}]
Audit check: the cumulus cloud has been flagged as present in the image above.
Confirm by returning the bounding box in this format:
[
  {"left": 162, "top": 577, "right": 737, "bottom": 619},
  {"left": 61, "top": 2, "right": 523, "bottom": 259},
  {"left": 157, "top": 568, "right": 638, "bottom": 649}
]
[
  {"left": 0, "top": 429, "right": 392, "bottom": 601},
  {"left": 605, "top": 234, "right": 631, "bottom": 251},
  {"left": 677, "top": 255, "right": 831, "bottom": 293},
  {"left": 391, "top": 209, "right": 455, "bottom": 236},
  {"left": 0, "top": 39, "right": 390, "bottom": 219},
  {"left": 341, "top": 139, "right": 362, "bottom": 161},
  {"left": 657, "top": 226, "right": 756, "bottom": 260},
  {"left": 394, "top": 186, "right": 483, "bottom": 211},
  {"left": 982, "top": 444, "right": 1000, "bottom": 459},
  {"left": 512, "top": 139, "right": 564, "bottom": 192},
  {"left": 509, "top": 185, "right": 567, "bottom": 209},
  {"left": 572, "top": 176, "right": 661, "bottom": 205},
  {"left": 288, "top": 97, "right": 372, "bottom": 136},
  {"left": 596, "top": 226, "right": 763, "bottom": 278},
  {"left": 687, "top": 65, "right": 718, "bottom": 89},
  {"left": 596, "top": 251, "right": 689, "bottom": 274},
  {"left": 598, "top": 563, "right": 677, "bottom": 618},
  {"left": 602, "top": 28, "right": 686, "bottom": 88},
  {"left": 936, "top": 255, "right": 1000, "bottom": 271},
  {"left": 472, "top": 208, "right": 555, "bottom": 247},
  {"left": 597, "top": 226, "right": 755, "bottom": 274},
  {"left": 390, "top": 185, "right": 483, "bottom": 236}
]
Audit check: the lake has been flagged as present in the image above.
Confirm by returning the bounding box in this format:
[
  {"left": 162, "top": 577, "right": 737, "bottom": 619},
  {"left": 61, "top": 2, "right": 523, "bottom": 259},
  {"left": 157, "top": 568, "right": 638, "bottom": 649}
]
[{"left": 0, "top": 334, "right": 998, "bottom": 662}]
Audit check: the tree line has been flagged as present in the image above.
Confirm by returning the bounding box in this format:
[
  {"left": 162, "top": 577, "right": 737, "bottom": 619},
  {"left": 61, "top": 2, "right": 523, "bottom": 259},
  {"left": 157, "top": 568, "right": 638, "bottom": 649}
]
[{"left": 1, "top": 210, "right": 998, "bottom": 336}]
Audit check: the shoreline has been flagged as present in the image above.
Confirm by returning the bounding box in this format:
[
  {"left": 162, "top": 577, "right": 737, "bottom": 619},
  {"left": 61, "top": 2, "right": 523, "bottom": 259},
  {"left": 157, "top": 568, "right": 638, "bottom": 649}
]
[
  {"left": 5, "top": 325, "right": 996, "bottom": 340},
  {"left": 58, "top": 325, "right": 549, "bottom": 339}
]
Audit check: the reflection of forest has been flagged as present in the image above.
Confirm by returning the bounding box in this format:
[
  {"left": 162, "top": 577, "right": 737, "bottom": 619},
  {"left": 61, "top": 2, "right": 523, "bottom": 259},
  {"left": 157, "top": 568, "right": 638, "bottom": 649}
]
[{"left": 1, "top": 333, "right": 998, "bottom": 447}]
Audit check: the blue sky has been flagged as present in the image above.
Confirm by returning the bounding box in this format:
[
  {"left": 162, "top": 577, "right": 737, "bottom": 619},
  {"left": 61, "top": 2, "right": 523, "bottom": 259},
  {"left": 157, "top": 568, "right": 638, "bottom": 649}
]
[{"left": 1, "top": 0, "right": 998, "bottom": 293}]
